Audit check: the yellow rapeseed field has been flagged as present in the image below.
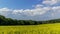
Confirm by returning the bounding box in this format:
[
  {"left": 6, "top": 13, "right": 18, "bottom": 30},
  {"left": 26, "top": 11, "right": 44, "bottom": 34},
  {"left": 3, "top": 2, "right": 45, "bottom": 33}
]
[{"left": 0, "top": 23, "right": 60, "bottom": 34}]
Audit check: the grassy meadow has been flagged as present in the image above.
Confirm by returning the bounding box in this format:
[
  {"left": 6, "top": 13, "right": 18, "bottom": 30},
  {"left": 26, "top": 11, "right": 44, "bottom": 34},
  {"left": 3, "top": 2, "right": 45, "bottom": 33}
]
[{"left": 0, "top": 23, "right": 60, "bottom": 34}]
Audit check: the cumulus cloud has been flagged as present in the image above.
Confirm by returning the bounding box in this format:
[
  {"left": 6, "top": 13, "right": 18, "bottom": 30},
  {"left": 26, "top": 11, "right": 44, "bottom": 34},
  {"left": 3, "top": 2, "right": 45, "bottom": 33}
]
[
  {"left": 51, "top": 6, "right": 60, "bottom": 17},
  {"left": 12, "top": 8, "right": 49, "bottom": 16},
  {"left": 0, "top": 0, "right": 60, "bottom": 20},
  {"left": 0, "top": 8, "right": 12, "bottom": 16},
  {"left": 42, "top": 0, "right": 57, "bottom": 5}
]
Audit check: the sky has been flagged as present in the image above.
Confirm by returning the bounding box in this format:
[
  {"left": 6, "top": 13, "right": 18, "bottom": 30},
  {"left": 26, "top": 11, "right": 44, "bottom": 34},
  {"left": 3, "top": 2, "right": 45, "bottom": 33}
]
[
  {"left": 0, "top": 0, "right": 42, "bottom": 9},
  {"left": 0, "top": 0, "right": 60, "bottom": 21}
]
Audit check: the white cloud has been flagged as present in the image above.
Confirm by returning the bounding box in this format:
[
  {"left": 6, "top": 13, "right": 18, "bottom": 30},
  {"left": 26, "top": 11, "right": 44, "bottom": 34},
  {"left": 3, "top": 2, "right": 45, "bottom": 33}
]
[
  {"left": 0, "top": 8, "right": 12, "bottom": 16},
  {"left": 42, "top": 0, "right": 58, "bottom": 5},
  {"left": 33, "top": 4, "right": 44, "bottom": 8},
  {"left": 12, "top": 9, "right": 23, "bottom": 15},
  {"left": 12, "top": 7, "right": 49, "bottom": 16},
  {"left": 0, "top": 7, "right": 50, "bottom": 20},
  {"left": 51, "top": 6, "right": 60, "bottom": 17}
]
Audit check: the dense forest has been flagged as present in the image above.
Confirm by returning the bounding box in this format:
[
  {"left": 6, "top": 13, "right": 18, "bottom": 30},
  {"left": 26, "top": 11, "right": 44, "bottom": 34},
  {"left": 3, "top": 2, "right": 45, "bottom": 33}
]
[{"left": 0, "top": 15, "right": 60, "bottom": 25}]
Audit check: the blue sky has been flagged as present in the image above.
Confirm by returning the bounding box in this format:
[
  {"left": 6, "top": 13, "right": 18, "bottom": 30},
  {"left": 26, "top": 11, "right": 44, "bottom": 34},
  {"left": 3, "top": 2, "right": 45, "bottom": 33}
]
[
  {"left": 0, "top": 0, "right": 60, "bottom": 21},
  {"left": 0, "top": 0, "right": 42, "bottom": 9}
]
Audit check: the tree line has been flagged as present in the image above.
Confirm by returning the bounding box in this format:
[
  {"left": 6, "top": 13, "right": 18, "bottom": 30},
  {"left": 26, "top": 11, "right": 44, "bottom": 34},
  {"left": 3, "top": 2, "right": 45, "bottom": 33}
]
[{"left": 0, "top": 15, "right": 60, "bottom": 25}]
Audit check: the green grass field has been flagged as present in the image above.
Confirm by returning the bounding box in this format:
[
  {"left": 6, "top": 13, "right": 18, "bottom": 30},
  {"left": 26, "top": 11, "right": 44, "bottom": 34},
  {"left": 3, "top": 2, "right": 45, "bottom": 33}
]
[{"left": 0, "top": 23, "right": 60, "bottom": 34}]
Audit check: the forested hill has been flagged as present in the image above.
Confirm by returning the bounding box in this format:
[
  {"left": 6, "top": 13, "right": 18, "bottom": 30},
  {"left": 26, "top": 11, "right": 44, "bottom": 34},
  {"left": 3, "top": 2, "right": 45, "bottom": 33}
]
[{"left": 0, "top": 15, "right": 60, "bottom": 25}]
